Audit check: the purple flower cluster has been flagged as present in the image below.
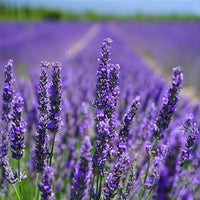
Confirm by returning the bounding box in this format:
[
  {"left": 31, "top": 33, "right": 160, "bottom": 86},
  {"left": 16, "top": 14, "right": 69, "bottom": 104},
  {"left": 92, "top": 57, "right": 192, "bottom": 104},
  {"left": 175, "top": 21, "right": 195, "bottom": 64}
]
[
  {"left": 117, "top": 96, "right": 140, "bottom": 156},
  {"left": 35, "top": 61, "right": 50, "bottom": 173},
  {"left": 38, "top": 165, "right": 55, "bottom": 200},
  {"left": 153, "top": 67, "right": 183, "bottom": 140},
  {"left": 103, "top": 153, "right": 128, "bottom": 200},
  {"left": 180, "top": 120, "right": 198, "bottom": 167},
  {"left": 10, "top": 93, "right": 26, "bottom": 160},
  {"left": 71, "top": 135, "right": 92, "bottom": 199},
  {"left": 2, "top": 59, "right": 15, "bottom": 123},
  {"left": 92, "top": 38, "right": 115, "bottom": 176},
  {"left": 157, "top": 135, "right": 182, "bottom": 199},
  {"left": 49, "top": 62, "right": 62, "bottom": 133}
]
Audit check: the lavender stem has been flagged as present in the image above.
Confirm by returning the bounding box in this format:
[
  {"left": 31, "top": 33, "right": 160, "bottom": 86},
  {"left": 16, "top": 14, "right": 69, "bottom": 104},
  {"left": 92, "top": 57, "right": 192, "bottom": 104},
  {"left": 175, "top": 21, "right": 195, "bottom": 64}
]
[
  {"left": 89, "top": 175, "right": 95, "bottom": 200},
  {"left": 138, "top": 156, "right": 153, "bottom": 200},
  {"left": 18, "top": 160, "right": 21, "bottom": 194},
  {"left": 13, "top": 184, "right": 21, "bottom": 200},
  {"left": 49, "top": 132, "right": 56, "bottom": 166},
  {"left": 34, "top": 173, "right": 39, "bottom": 200}
]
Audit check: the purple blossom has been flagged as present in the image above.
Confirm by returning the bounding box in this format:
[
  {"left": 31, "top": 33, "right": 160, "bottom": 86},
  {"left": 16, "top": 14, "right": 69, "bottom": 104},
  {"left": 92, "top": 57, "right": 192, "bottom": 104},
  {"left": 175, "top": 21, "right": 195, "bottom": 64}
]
[
  {"left": 153, "top": 67, "right": 183, "bottom": 140},
  {"left": 92, "top": 38, "right": 113, "bottom": 176},
  {"left": 49, "top": 62, "right": 62, "bottom": 134},
  {"left": 180, "top": 121, "right": 198, "bottom": 167},
  {"left": 117, "top": 96, "right": 140, "bottom": 156},
  {"left": 121, "top": 165, "right": 135, "bottom": 200},
  {"left": 35, "top": 61, "right": 50, "bottom": 173},
  {"left": 11, "top": 93, "right": 26, "bottom": 160},
  {"left": 38, "top": 165, "right": 55, "bottom": 200},
  {"left": 157, "top": 135, "right": 182, "bottom": 200},
  {"left": 2, "top": 59, "right": 15, "bottom": 123},
  {"left": 71, "top": 135, "right": 92, "bottom": 200},
  {"left": 0, "top": 130, "right": 15, "bottom": 196},
  {"left": 102, "top": 153, "right": 128, "bottom": 200}
]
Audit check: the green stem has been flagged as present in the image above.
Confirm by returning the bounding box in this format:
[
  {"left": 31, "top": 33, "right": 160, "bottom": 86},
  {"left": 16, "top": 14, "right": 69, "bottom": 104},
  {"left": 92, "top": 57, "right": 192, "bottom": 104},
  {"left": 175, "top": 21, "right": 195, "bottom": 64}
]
[
  {"left": 138, "top": 139, "right": 158, "bottom": 200},
  {"left": 138, "top": 156, "right": 153, "bottom": 200},
  {"left": 89, "top": 175, "right": 95, "bottom": 200},
  {"left": 13, "top": 184, "right": 21, "bottom": 200},
  {"left": 97, "top": 175, "right": 102, "bottom": 200},
  {"left": 96, "top": 175, "right": 99, "bottom": 197},
  {"left": 18, "top": 159, "right": 21, "bottom": 195},
  {"left": 34, "top": 173, "right": 39, "bottom": 200},
  {"left": 145, "top": 184, "right": 155, "bottom": 200},
  {"left": 49, "top": 132, "right": 56, "bottom": 166}
]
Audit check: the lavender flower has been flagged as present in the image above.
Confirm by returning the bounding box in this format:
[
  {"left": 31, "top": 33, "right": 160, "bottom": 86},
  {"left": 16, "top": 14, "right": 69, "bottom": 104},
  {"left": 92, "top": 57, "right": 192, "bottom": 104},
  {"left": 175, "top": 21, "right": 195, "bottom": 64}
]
[
  {"left": 1, "top": 60, "right": 15, "bottom": 196},
  {"left": 92, "top": 120, "right": 110, "bottom": 175},
  {"left": 0, "top": 131, "right": 12, "bottom": 196},
  {"left": 157, "top": 135, "right": 182, "bottom": 200},
  {"left": 0, "top": 141, "right": 17, "bottom": 185},
  {"left": 102, "top": 97, "right": 140, "bottom": 199},
  {"left": 2, "top": 59, "right": 15, "bottom": 123},
  {"left": 38, "top": 165, "right": 55, "bottom": 200},
  {"left": 117, "top": 96, "right": 140, "bottom": 156},
  {"left": 49, "top": 62, "right": 62, "bottom": 134},
  {"left": 35, "top": 61, "right": 50, "bottom": 173},
  {"left": 106, "top": 64, "right": 120, "bottom": 154},
  {"left": 153, "top": 67, "right": 183, "bottom": 140},
  {"left": 94, "top": 38, "right": 112, "bottom": 112},
  {"left": 71, "top": 136, "right": 92, "bottom": 200},
  {"left": 180, "top": 122, "right": 198, "bottom": 167},
  {"left": 11, "top": 93, "right": 26, "bottom": 160},
  {"left": 92, "top": 38, "right": 113, "bottom": 175},
  {"left": 102, "top": 153, "right": 128, "bottom": 200},
  {"left": 121, "top": 165, "right": 135, "bottom": 200}
]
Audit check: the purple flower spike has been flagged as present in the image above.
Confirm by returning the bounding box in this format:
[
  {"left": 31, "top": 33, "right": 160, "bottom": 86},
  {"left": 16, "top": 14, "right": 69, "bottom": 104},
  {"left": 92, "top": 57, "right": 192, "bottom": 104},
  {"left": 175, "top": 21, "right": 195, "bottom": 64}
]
[
  {"left": 157, "top": 135, "right": 182, "bottom": 200},
  {"left": 102, "top": 153, "right": 128, "bottom": 200},
  {"left": 11, "top": 93, "right": 26, "bottom": 160},
  {"left": 153, "top": 67, "right": 183, "bottom": 140},
  {"left": 180, "top": 121, "right": 198, "bottom": 167},
  {"left": 49, "top": 62, "right": 62, "bottom": 133},
  {"left": 71, "top": 136, "right": 92, "bottom": 200},
  {"left": 117, "top": 96, "right": 140, "bottom": 156},
  {"left": 35, "top": 61, "right": 50, "bottom": 173},
  {"left": 38, "top": 165, "right": 55, "bottom": 200},
  {"left": 2, "top": 59, "right": 15, "bottom": 123},
  {"left": 92, "top": 38, "right": 113, "bottom": 176}
]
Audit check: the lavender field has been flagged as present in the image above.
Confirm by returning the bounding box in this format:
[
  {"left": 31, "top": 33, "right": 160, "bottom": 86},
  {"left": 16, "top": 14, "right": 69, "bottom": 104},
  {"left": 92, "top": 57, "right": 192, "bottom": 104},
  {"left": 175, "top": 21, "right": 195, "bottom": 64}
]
[{"left": 0, "top": 22, "right": 200, "bottom": 200}]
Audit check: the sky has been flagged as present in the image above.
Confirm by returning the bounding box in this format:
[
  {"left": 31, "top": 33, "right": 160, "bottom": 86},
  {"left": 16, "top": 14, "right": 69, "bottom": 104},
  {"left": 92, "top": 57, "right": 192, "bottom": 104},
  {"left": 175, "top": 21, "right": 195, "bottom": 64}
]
[{"left": 2, "top": 0, "right": 200, "bottom": 15}]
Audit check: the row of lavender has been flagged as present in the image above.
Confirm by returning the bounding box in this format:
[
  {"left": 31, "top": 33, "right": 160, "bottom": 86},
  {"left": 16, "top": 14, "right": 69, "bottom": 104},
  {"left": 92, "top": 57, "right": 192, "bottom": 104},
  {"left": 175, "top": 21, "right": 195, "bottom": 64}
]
[
  {"left": 0, "top": 30, "right": 200, "bottom": 200},
  {"left": 0, "top": 22, "right": 93, "bottom": 81},
  {"left": 110, "top": 22, "right": 200, "bottom": 92}
]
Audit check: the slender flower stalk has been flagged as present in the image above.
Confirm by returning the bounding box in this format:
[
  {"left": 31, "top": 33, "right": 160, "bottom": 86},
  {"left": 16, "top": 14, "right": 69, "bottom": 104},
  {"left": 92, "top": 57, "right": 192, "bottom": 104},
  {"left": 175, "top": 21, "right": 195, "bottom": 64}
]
[
  {"left": 49, "top": 62, "right": 62, "bottom": 166},
  {"left": 38, "top": 165, "right": 55, "bottom": 200},
  {"left": 139, "top": 67, "right": 183, "bottom": 200},
  {"left": 121, "top": 165, "right": 135, "bottom": 200},
  {"left": 10, "top": 94, "right": 26, "bottom": 161},
  {"left": 10, "top": 93, "right": 26, "bottom": 195},
  {"left": 106, "top": 64, "right": 120, "bottom": 155},
  {"left": 35, "top": 61, "right": 50, "bottom": 173},
  {"left": 102, "top": 153, "right": 128, "bottom": 200},
  {"left": 92, "top": 38, "right": 113, "bottom": 176},
  {"left": 2, "top": 59, "right": 15, "bottom": 123},
  {"left": 117, "top": 96, "right": 140, "bottom": 156},
  {"left": 1, "top": 60, "right": 15, "bottom": 196},
  {"left": 102, "top": 97, "right": 140, "bottom": 199},
  {"left": 71, "top": 136, "right": 92, "bottom": 200},
  {"left": 153, "top": 67, "right": 183, "bottom": 140},
  {"left": 180, "top": 121, "right": 198, "bottom": 168},
  {"left": 157, "top": 135, "right": 182, "bottom": 200}
]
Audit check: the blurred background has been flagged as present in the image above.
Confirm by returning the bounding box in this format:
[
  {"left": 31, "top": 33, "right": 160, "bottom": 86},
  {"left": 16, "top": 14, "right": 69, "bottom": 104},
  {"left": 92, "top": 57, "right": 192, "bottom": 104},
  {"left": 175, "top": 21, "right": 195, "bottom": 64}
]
[{"left": 0, "top": 0, "right": 200, "bottom": 99}]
